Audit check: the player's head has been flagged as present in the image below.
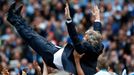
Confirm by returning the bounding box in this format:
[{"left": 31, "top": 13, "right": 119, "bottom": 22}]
[
  {"left": 96, "top": 54, "right": 109, "bottom": 70},
  {"left": 83, "top": 29, "right": 102, "bottom": 46}
]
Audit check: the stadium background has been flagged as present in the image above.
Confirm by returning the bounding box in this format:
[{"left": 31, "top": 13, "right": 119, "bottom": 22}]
[{"left": 0, "top": 0, "right": 134, "bottom": 74}]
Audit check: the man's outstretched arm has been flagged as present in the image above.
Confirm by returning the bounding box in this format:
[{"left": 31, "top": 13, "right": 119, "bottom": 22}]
[
  {"left": 92, "top": 6, "right": 102, "bottom": 33},
  {"left": 65, "top": 3, "right": 85, "bottom": 54},
  {"left": 65, "top": 3, "right": 82, "bottom": 44},
  {"left": 73, "top": 51, "right": 85, "bottom": 75},
  {"left": 65, "top": 4, "right": 103, "bottom": 54},
  {"left": 65, "top": 3, "right": 99, "bottom": 54}
]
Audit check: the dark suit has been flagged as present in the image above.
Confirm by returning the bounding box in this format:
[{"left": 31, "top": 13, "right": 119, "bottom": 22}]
[
  {"left": 7, "top": 9, "right": 104, "bottom": 74},
  {"left": 65, "top": 20, "right": 104, "bottom": 74}
]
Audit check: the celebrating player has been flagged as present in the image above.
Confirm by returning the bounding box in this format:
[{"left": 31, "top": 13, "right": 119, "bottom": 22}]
[{"left": 7, "top": 2, "right": 104, "bottom": 75}]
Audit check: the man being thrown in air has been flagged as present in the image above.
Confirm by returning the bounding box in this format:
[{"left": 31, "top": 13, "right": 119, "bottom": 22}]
[{"left": 7, "top": 2, "right": 104, "bottom": 75}]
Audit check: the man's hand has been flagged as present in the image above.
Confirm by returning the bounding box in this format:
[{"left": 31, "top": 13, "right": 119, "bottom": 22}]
[
  {"left": 65, "top": 3, "right": 71, "bottom": 19},
  {"left": 33, "top": 61, "right": 42, "bottom": 75},
  {"left": 73, "top": 51, "right": 84, "bottom": 62},
  {"left": 92, "top": 5, "right": 100, "bottom": 21},
  {"left": 73, "top": 51, "right": 85, "bottom": 75},
  {"left": 33, "top": 61, "right": 41, "bottom": 72}
]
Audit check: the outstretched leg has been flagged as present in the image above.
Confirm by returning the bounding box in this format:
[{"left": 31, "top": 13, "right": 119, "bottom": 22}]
[{"left": 7, "top": 3, "right": 58, "bottom": 68}]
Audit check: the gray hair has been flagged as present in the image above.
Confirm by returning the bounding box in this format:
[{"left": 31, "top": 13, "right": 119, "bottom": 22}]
[{"left": 85, "top": 29, "right": 102, "bottom": 46}]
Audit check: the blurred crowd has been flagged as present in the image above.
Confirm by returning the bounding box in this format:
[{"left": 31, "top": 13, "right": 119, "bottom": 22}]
[{"left": 0, "top": 0, "right": 134, "bottom": 75}]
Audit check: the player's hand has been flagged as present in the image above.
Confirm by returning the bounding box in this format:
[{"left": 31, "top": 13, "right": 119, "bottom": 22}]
[
  {"left": 33, "top": 61, "right": 41, "bottom": 72},
  {"left": 65, "top": 3, "right": 71, "bottom": 19},
  {"left": 92, "top": 5, "right": 100, "bottom": 20},
  {"left": 73, "top": 50, "right": 85, "bottom": 62}
]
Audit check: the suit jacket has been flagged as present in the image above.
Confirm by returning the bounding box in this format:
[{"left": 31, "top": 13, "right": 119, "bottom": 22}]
[
  {"left": 7, "top": 11, "right": 103, "bottom": 74},
  {"left": 61, "top": 20, "right": 104, "bottom": 75}
]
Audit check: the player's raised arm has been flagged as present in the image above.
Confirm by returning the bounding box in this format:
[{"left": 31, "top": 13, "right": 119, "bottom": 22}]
[
  {"left": 65, "top": 2, "right": 86, "bottom": 54},
  {"left": 74, "top": 51, "right": 85, "bottom": 75},
  {"left": 92, "top": 6, "right": 102, "bottom": 33},
  {"left": 65, "top": 2, "right": 81, "bottom": 44},
  {"left": 65, "top": 3, "right": 71, "bottom": 20}
]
